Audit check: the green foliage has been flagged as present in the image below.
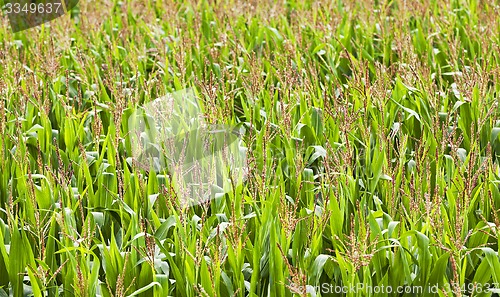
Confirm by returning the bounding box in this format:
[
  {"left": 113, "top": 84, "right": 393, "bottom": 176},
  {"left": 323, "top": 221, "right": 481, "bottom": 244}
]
[{"left": 1, "top": 0, "right": 500, "bottom": 296}]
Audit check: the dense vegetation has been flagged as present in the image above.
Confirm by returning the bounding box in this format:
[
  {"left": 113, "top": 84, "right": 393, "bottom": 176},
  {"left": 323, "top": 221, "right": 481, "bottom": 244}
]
[{"left": 1, "top": 0, "right": 500, "bottom": 296}]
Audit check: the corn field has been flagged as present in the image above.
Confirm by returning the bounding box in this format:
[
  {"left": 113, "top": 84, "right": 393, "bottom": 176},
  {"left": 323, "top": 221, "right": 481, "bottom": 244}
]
[{"left": 1, "top": 0, "right": 500, "bottom": 296}]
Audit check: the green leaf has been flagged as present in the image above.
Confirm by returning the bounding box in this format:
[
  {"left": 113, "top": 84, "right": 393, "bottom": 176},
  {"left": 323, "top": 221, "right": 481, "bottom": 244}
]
[{"left": 126, "top": 282, "right": 161, "bottom": 297}]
